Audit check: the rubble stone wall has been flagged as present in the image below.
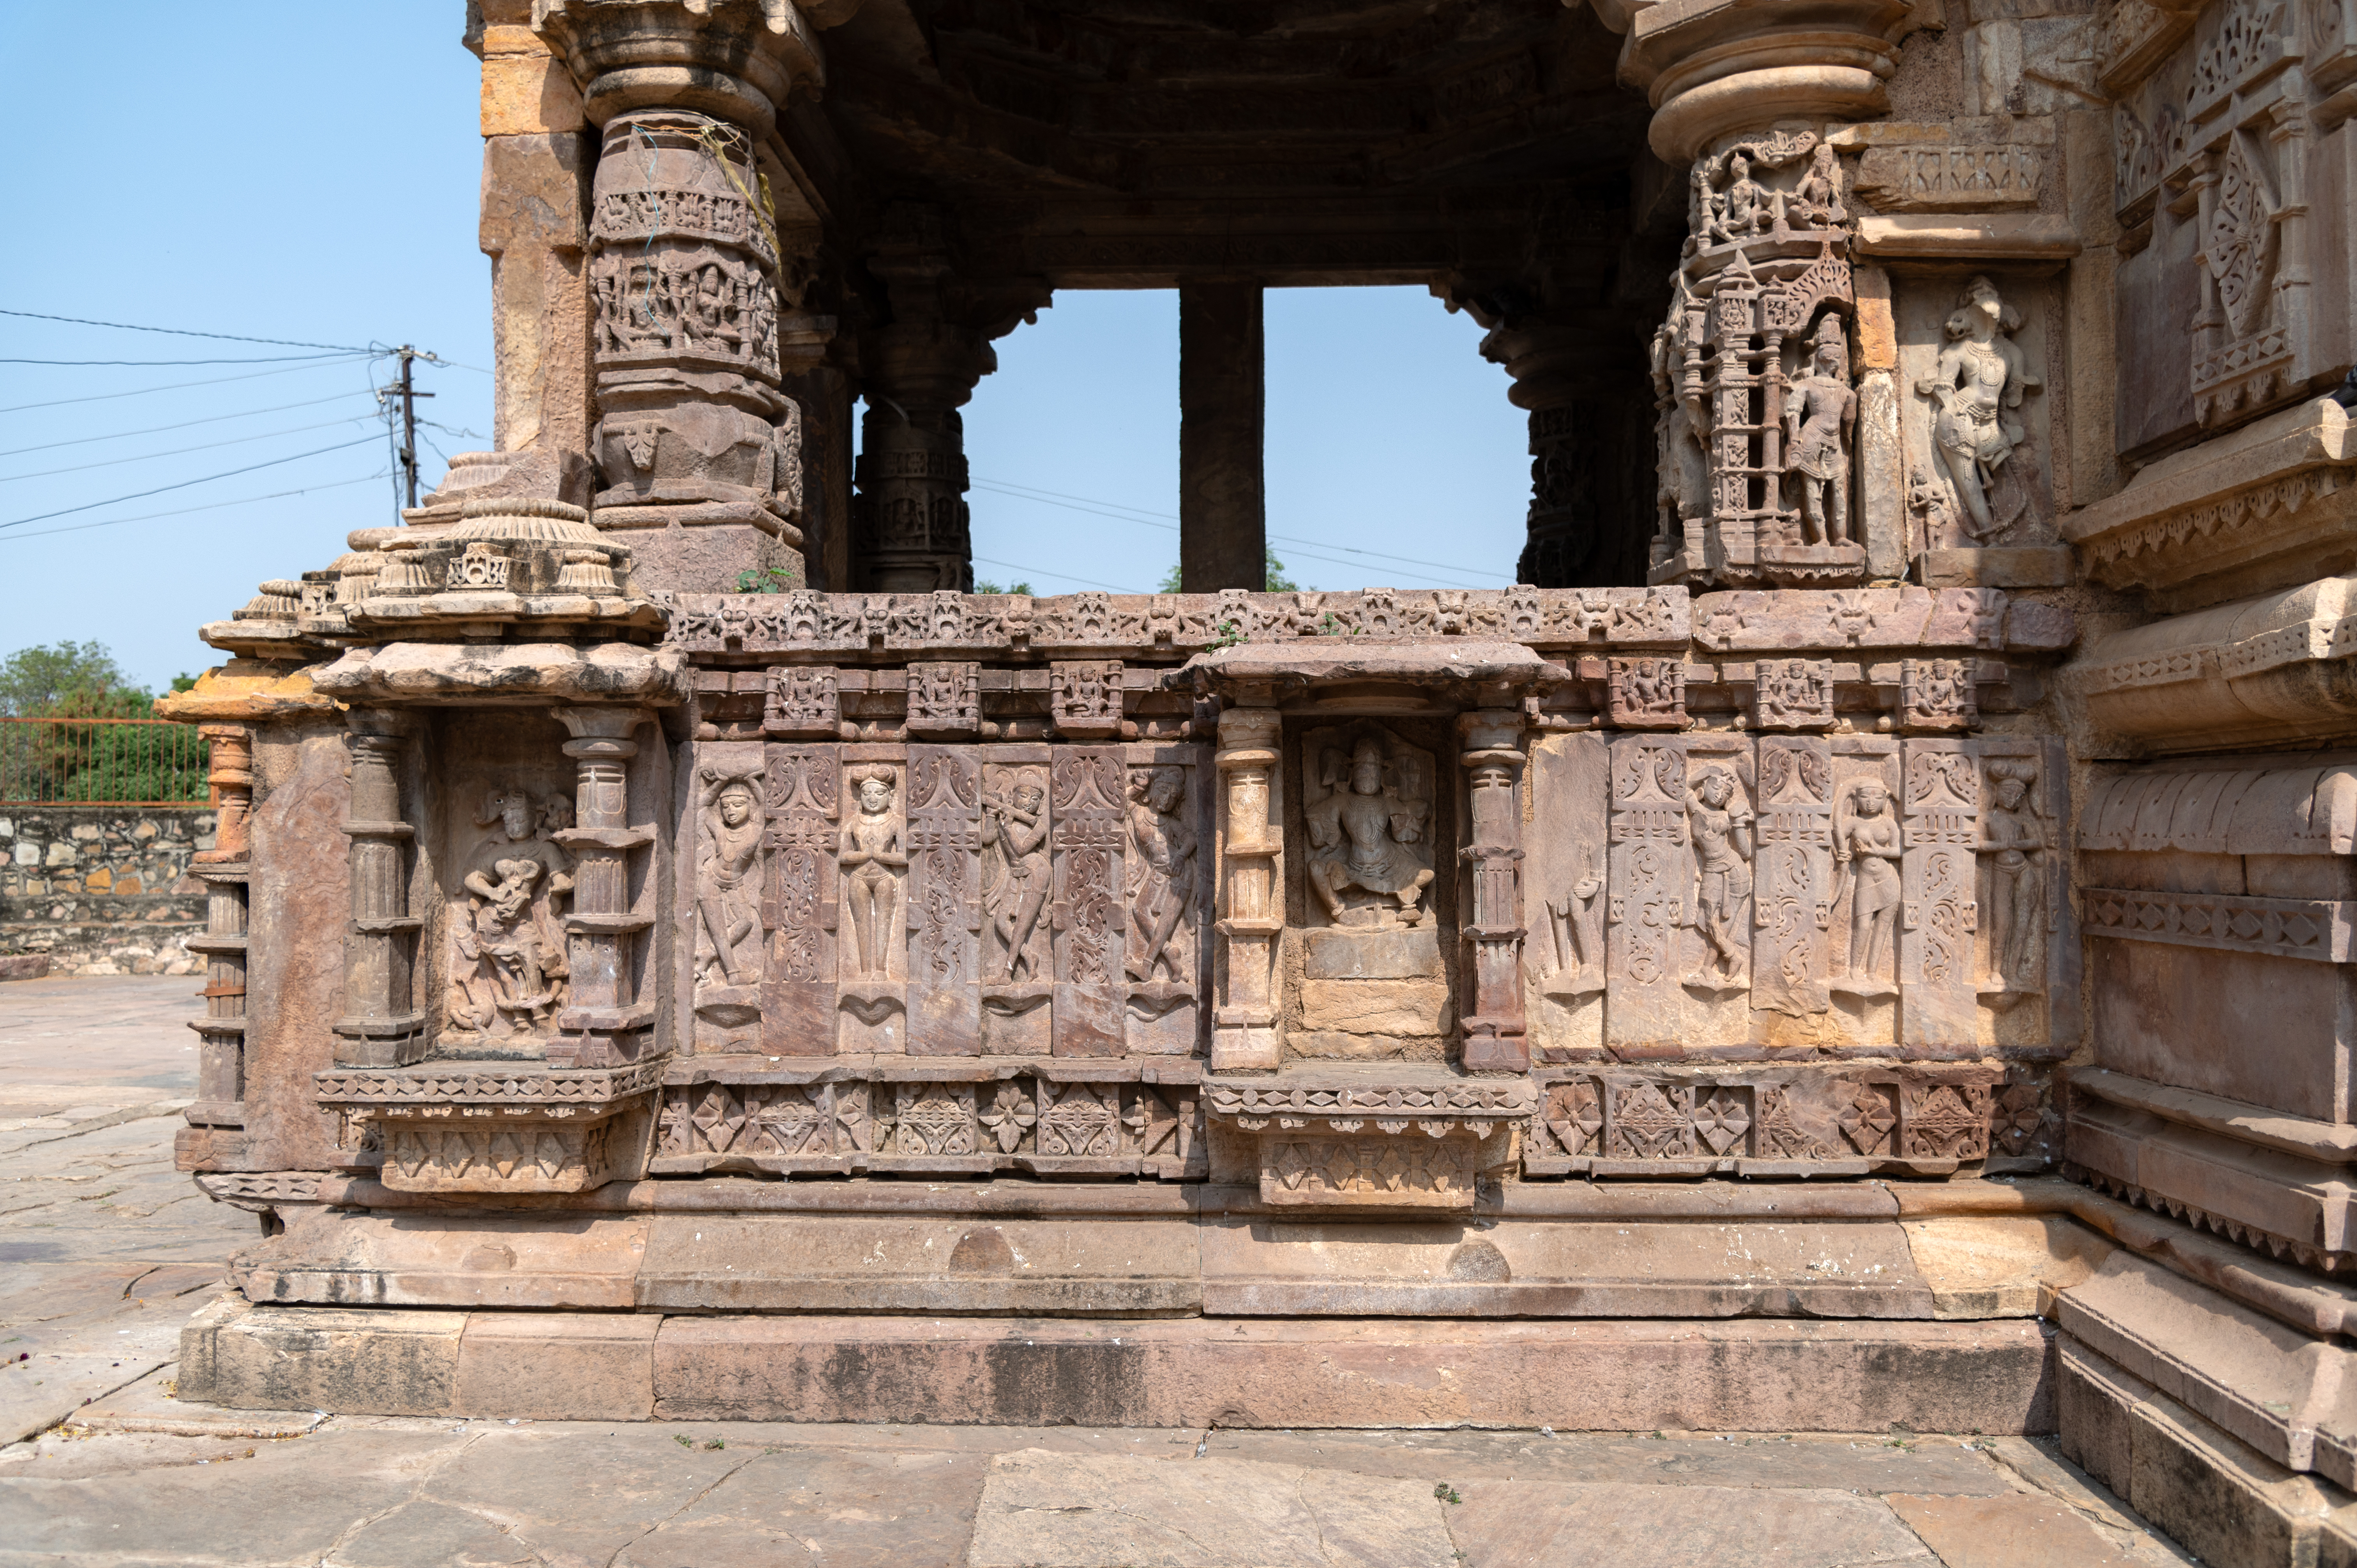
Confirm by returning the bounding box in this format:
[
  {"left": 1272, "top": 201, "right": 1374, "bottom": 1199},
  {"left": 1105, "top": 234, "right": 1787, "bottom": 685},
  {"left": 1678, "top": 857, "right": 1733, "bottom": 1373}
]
[{"left": 0, "top": 806, "right": 211, "bottom": 975}]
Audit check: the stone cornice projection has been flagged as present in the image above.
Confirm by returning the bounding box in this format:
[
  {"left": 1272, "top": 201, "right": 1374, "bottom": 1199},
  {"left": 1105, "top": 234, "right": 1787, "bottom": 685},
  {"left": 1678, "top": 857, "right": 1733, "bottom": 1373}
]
[
  {"left": 663, "top": 585, "right": 2073, "bottom": 661},
  {"left": 2081, "top": 888, "right": 2357, "bottom": 963},
  {"left": 315, "top": 1061, "right": 665, "bottom": 1115},
  {"left": 2075, "top": 576, "right": 2357, "bottom": 751},
  {"left": 2065, "top": 397, "right": 2357, "bottom": 611}
]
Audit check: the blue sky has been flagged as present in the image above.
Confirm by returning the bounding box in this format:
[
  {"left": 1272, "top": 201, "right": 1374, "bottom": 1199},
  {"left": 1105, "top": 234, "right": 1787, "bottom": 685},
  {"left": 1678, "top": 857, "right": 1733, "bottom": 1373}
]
[{"left": 0, "top": 3, "right": 1531, "bottom": 692}]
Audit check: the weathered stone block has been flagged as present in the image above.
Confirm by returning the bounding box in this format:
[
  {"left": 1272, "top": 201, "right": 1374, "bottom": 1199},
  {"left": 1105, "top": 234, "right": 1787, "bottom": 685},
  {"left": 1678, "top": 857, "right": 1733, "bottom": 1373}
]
[{"left": 453, "top": 1312, "right": 656, "bottom": 1420}]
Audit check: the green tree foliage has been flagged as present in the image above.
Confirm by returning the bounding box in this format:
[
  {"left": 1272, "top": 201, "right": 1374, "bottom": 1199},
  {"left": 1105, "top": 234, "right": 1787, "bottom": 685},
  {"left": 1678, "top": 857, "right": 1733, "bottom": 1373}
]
[
  {"left": 0, "top": 641, "right": 131, "bottom": 717},
  {"left": 973, "top": 578, "right": 1036, "bottom": 596},
  {"left": 1157, "top": 547, "right": 1297, "bottom": 593},
  {"left": 0, "top": 643, "right": 206, "bottom": 803}
]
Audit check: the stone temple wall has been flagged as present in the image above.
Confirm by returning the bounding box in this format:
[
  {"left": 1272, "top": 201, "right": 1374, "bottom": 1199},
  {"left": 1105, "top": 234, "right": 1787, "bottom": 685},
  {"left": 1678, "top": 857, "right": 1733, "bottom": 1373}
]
[
  {"left": 136, "top": 3, "right": 2357, "bottom": 1563},
  {"left": 0, "top": 807, "right": 210, "bottom": 975}
]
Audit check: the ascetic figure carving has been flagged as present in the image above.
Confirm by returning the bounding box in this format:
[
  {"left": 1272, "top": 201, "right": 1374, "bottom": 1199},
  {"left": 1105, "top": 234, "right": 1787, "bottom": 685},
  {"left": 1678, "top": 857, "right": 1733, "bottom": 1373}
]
[
  {"left": 450, "top": 787, "right": 575, "bottom": 1038},
  {"left": 1125, "top": 766, "right": 1197, "bottom": 983},
  {"left": 981, "top": 768, "right": 1050, "bottom": 982},
  {"left": 1914, "top": 275, "right": 2040, "bottom": 539},
  {"left": 693, "top": 768, "right": 764, "bottom": 991},
  {"left": 1832, "top": 779, "right": 1903, "bottom": 993},
  {"left": 837, "top": 764, "right": 906, "bottom": 979},
  {"left": 1980, "top": 759, "right": 2048, "bottom": 995},
  {"left": 1307, "top": 735, "right": 1435, "bottom": 927},
  {"left": 1686, "top": 766, "right": 1755, "bottom": 988}
]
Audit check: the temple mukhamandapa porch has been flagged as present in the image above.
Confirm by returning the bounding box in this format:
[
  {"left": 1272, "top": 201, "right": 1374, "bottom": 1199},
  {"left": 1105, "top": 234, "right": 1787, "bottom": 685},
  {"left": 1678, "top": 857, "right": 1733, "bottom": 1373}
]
[{"left": 148, "top": 0, "right": 2357, "bottom": 1561}]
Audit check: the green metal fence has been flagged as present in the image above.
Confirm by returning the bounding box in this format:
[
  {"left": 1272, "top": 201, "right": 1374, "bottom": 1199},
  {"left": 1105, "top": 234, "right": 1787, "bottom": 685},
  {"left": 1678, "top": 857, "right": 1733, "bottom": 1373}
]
[{"left": 0, "top": 718, "right": 209, "bottom": 806}]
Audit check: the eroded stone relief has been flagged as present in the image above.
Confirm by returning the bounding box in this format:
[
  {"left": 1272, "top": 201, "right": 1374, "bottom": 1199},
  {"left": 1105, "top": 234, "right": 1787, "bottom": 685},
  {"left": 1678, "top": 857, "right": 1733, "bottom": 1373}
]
[{"left": 447, "top": 787, "right": 576, "bottom": 1051}]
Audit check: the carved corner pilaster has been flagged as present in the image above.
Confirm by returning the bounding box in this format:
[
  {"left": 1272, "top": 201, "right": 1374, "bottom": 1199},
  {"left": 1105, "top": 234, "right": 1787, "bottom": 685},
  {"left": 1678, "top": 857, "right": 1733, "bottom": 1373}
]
[{"left": 1212, "top": 707, "right": 1284, "bottom": 1072}]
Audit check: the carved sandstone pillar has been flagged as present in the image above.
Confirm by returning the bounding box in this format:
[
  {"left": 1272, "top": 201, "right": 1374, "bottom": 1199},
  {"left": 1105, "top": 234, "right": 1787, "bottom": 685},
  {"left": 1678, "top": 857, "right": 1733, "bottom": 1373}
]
[
  {"left": 1596, "top": 0, "right": 1914, "bottom": 165},
  {"left": 1212, "top": 704, "right": 1284, "bottom": 1072},
  {"left": 533, "top": 0, "right": 823, "bottom": 591},
  {"left": 1179, "top": 281, "right": 1267, "bottom": 592},
  {"left": 336, "top": 713, "right": 424, "bottom": 1068},
  {"left": 1478, "top": 306, "right": 1651, "bottom": 589},
  {"left": 1458, "top": 707, "right": 1530, "bottom": 1072},
  {"left": 551, "top": 706, "right": 657, "bottom": 1066},
  {"left": 856, "top": 207, "right": 1000, "bottom": 593},
  {"left": 185, "top": 725, "right": 253, "bottom": 1130}
]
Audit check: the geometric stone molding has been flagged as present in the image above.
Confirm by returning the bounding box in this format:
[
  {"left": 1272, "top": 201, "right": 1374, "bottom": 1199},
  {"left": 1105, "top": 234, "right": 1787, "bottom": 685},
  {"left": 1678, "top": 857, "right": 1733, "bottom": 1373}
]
[
  {"left": 2083, "top": 888, "right": 2357, "bottom": 963},
  {"left": 650, "top": 1070, "right": 1204, "bottom": 1180},
  {"left": 1523, "top": 1067, "right": 2000, "bottom": 1178},
  {"left": 664, "top": 584, "right": 2075, "bottom": 660},
  {"left": 314, "top": 1063, "right": 663, "bottom": 1194},
  {"left": 1204, "top": 1074, "right": 1535, "bottom": 1210},
  {"left": 193, "top": 1171, "right": 331, "bottom": 1215}
]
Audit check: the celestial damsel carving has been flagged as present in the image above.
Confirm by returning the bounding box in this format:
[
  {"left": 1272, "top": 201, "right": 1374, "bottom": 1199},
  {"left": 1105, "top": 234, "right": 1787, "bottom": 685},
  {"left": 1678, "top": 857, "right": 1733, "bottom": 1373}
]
[
  {"left": 691, "top": 767, "right": 766, "bottom": 1019},
  {"left": 1979, "top": 757, "right": 2049, "bottom": 1000},
  {"left": 837, "top": 764, "right": 906, "bottom": 981},
  {"left": 1913, "top": 277, "right": 2043, "bottom": 543},
  {"left": 1684, "top": 764, "right": 1754, "bottom": 991},
  {"left": 1125, "top": 765, "right": 1198, "bottom": 985},
  {"left": 1830, "top": 777, "right": 1903, "bottom": 998}
]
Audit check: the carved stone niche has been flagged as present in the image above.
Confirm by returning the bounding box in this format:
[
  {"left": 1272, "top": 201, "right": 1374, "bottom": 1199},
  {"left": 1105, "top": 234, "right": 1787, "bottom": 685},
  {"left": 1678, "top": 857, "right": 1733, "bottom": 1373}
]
[
  {"left": 1204, "top": 1075, "right": 1533, "bottom": 1210},
  {"left": 1895, "top": 272, "right": 2066, "bottom": 588}
]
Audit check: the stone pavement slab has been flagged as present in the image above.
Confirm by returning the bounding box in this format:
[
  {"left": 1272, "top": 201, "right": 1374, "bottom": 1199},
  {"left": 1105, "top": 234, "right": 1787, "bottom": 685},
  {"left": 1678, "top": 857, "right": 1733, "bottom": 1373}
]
[
  {"left": 967, "top": 1447, "right": 1459, "bottom": 1567},
  {"left": 1885, "top": 1491, "right": 2141, "bottom": 1567},
  {"left": 0, "top": 980, "right": 2207, "bottom": 1568}
]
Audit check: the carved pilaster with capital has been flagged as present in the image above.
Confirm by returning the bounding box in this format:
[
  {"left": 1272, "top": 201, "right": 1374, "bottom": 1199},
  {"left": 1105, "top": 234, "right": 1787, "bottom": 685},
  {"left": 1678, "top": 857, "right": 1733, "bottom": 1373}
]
[
  {"left": 1458, "top": 708, "right": 1530, "bottom": 1072},
  {"left": 551, "top": 706, "right": 658, "bottom": 1066},
  {"left": 1604, "top": 0, "right": 1917, "bottom": 163},
  {"left": 1213, "top": 706, "right": 1285, "bottom": 1072},
  {"left": 336, "top": 712, "right": 425, "bottom": 1068}
]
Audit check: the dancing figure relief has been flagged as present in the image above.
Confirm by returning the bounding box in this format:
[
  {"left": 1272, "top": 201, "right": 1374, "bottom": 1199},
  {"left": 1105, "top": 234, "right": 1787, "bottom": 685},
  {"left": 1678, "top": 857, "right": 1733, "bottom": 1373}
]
[
  {"left": 1125, "top": 766, "right": 1198, "bottom": 985},
  {"left": 1684, "top": 767, "right": 1755, "bottom": 991},
  {"left": 980, "top": 768, "right": 1051, "bottom": 983},
  {"left": 692, "top": 768, "right": 765, "bottom": 994},
  {"left": 449, "top": 786, "right": 576, "bottom": 1039}
]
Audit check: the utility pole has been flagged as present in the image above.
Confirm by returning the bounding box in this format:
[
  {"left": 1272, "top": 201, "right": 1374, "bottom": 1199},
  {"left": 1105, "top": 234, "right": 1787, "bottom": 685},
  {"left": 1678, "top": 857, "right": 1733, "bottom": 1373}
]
[{"left": 379, "top": 346, "right": 438, "bottom": 510}]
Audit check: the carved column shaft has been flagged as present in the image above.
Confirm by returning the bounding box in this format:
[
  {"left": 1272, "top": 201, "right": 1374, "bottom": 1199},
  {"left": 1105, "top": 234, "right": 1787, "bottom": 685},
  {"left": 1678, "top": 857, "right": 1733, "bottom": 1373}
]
[
  {"left": 336, "top": 714, "right": 424, "bottom": 1067},
  {"left": 553, "top": 706, "right": 656, "bottom": 1066},
  {"left": 1212, "top": 705, "right": 1283, "bottom": 1072},
  {"left": 1458, "top": 708, "right": 1530, "bottom": 1071},
  {"left": 1179, "top": 280, "right": 1266, "bottom": 592},
  {"left": 185, "top": 724, "right": 253, "bottom": 1127}
]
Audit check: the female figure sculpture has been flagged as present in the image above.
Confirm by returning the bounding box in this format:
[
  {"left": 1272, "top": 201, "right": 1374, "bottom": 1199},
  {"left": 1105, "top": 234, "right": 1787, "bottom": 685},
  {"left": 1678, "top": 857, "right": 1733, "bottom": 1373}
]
[
  {"left": 1914, "top": 276, "right": 2040, "bottom": 539},
  {"left": 837, "top": 764, "right": 906, "bottom": 979},
  {"left": 1832, "top": 779, "right": 1904, "bottom": 994}
]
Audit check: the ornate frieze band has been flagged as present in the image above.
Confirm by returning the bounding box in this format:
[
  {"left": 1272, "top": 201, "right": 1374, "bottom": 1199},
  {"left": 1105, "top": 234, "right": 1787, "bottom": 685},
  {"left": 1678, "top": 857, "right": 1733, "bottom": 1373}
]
[{"left": 2083, "top": 890, "right": 2357, "bottom": 962}]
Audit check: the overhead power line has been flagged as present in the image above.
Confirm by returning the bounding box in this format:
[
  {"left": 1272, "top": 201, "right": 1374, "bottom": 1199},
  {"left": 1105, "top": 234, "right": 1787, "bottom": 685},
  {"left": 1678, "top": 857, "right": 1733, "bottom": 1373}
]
[
  {"left": 0, "top": 388, "right": 371, "bottom": 460},
  {"left": 0, "top": 434, "right": 382, "bottom": 531},
  {"left": 0, "top": 412, "right": 379, "bottom": 484},
  {"left": 973, "top": 556, "right": 1139, "bottom": 594},
  {"left": 0, "top": 470, "right": 390, "bottom": 544},
  {"left": 0, "top": 357, "right": 377, "bottom": 416},
  {"left": 0, "top": 352, "right": 367, "bottom": 367},
  {"left": 0, "top": 308, "right": 372, "bottom": 354}
]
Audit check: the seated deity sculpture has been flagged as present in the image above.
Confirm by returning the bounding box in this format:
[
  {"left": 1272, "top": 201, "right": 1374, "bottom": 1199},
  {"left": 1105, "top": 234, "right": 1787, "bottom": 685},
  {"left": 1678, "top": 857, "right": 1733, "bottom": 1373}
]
[{"left": 1305, "top": 734, "right": 1435, "bottom": 928}]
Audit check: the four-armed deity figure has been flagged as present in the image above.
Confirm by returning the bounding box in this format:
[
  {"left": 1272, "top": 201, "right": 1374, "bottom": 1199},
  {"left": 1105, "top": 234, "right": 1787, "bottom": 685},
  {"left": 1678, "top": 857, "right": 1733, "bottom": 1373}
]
[
  {"left": 1307, "top": 736, "right": 1436, "bottom": 927},
  {"left": 837, "top": 764, "right": 906, "bottom": 980}
]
